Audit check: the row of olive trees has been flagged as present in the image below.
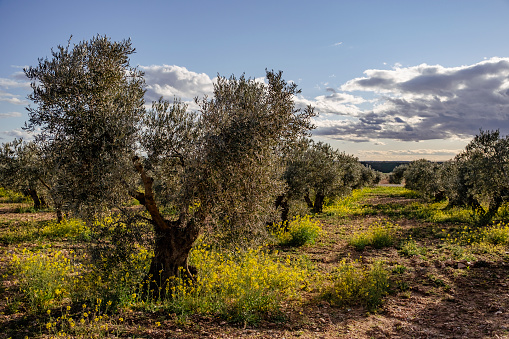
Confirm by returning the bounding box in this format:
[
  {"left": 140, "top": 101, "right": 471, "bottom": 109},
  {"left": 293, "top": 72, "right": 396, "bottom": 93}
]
[
  {"left": 0, "top": 139, "right": 46, "bottom": 208},
  {"left": 392, "top": 130, "right": 509, "bottom": 222},
  {"left": 0, "top": 35, "right": 375, "bottom": 289},
  {"left": 280, "top": 139, "right": 379, "bottom": 217}
]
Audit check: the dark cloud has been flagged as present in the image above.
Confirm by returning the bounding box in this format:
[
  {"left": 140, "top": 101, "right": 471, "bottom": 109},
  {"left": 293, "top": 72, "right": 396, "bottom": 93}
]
[{"left": 311, "top": 57, "right": 509, "bottom": 142}]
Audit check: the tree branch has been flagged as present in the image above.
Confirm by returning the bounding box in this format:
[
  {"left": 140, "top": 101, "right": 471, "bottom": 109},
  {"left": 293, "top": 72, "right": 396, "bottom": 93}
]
[{"left": 132, "top": 156, "right": 170, "bottom": 231}]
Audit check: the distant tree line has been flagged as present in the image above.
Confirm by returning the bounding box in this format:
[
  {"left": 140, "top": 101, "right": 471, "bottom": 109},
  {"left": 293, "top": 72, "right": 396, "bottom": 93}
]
[{"left": 361, "top": 161, "right": 412, "bottom": 174}]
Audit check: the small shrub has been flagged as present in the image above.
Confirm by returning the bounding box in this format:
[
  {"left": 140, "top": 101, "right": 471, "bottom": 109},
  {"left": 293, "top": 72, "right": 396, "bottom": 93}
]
[
  {"left": 10, "top": 247, "right": 80, "bottom": 311},
  {"left": 349, "top": 220, "right": 397, "bottom": 250},
  {"left": 391, "top": 264, "right": 407, "bottom": 274},
  {"left": 348, "top": 232, "right": 371, "bottom": 251},
  {"left": 271, "top": 215, "right": 323, "bottom": 247},
  {"left": 78, "top": 244, "right": 153, "bottom": 306},
  {"left": 481, "top": 222, "right": 509, "bottom": 245},
  {"left": 398, "top": 239, "right": 426, "bottom": 257},
  {"left": 323, "top": 260, "right": 389, "bottom": 310}
]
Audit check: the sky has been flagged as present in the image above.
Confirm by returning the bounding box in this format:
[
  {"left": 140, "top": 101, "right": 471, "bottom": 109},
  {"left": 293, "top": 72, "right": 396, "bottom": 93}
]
[{"left": 2, "top": 0, "right": 509, "bottom": 161}]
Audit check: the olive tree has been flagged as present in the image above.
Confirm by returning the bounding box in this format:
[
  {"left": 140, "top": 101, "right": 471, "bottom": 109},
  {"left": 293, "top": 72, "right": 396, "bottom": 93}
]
[
  {"left": 0, "top": 139, "right": 49, "bottom": 209},
  {"left": 388, "top": 164, "right": 408, "bottom": 184},
  {"left": 24, "top": 35, "right": 315, "bottom": 288},
  {"left": 283, "top": 139, "right": 376, "bottom": 214},
  {"left": 452, "top": 130, "right": 509, "bottom": 220},
  {"left": 403, "top": 159, "right": 444, "bottom": 201}
]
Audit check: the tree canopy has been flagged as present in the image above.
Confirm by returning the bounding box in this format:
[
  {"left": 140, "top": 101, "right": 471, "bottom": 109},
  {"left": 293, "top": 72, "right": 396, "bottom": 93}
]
[{"left": 21, "top": 35, "right": 316, "bottom": 287}]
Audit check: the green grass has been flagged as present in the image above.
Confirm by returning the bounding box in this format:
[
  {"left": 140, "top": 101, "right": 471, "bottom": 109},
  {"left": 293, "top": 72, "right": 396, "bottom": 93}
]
[
  {"left": 322, "top": 260, "right": 389, "bottom": 310},
  {"left": 0, "top": 187, "right": 29, "bottom": 203},
  {"left": 270, "top": 215, "right": 323, "bottom": 247},
  {"left": 348, "top": 220, "right": 398, "bottom": 250},
  {"left": 0, "top": 218, "right": 90, "bottom": 244}
]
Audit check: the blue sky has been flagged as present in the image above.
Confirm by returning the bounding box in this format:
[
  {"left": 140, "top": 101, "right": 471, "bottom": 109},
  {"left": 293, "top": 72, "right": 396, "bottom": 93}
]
[{"left": 2, "top": 0, "right": 509, "bottom": 160}]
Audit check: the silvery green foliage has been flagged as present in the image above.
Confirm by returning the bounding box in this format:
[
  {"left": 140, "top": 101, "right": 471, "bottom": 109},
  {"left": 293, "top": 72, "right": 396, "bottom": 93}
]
[
  {"left": 388, "top": 164, "right": 408, "bottom": 184},
  {"left": 24, "top": 35, "right": 146, "bottom": 218},
  {"left": 140, "top": 72, "right": 316, "bottom": 246},
  {"left": 23, "top": 35, "right": 316, "bottom": 249},
  {"left": 284, "top": 139, "right": 377, "bottom": 213},
  {"left": 453, "top": 130, "right": 509, "bottom": 218},
  {"left": 403, "top": 159, "right": 444, "bottom": 201},
  {"left": 404, "top": 130, "right": 509, "bottom": 221},
  {"left": 0, "top": 139, "right": 52, "bottom": 208}
]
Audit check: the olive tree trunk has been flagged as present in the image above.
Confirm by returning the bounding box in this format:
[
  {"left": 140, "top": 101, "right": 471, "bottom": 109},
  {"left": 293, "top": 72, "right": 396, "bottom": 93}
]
[
  {"left": 147, "top": 220, "right": 200, "bottom": 294},
  {"left": 133, "top": 157, "right": 200, "bottom": 295},
  {"left": 313, "top": 192, "right": 325, "bottom": 213}
]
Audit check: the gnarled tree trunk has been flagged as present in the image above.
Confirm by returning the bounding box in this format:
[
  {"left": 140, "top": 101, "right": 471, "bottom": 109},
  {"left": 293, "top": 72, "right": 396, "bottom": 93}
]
[
  {"left": 147, "top": 219, "right": 200, "bottom": 294},
  {"left": 133, "top": 157, "right": 201, "bottom": 295},
  {"left": 24, "top": 188, "right": 43, "bottom": 209},
  {"left": 275, "top": 195, "right": 290, "bottom": 225}
]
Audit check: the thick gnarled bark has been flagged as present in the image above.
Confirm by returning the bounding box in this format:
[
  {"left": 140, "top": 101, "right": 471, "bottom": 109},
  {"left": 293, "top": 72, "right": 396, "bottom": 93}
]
[
  {"left": 132, "top": 157, "right": 200, "bottom": 294},
  {"left": 147, "top": 219, "right": 200, "bottom": 293}
]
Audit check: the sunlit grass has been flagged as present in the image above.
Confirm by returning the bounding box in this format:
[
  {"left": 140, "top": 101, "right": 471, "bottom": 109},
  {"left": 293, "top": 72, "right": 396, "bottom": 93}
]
[
  {"left": 441, "top": 222, "right": 509, "bottom": 256},
  {"left": 0, "top": 218, "right": 90, "bottom": 244},
  {"left": 270, "top": 215, "right": 323, "bottom": 247},
  {"left": 324, "top": 189, "right": 369, "bottom": 217},
  {"left": 164, "top": 244, "right": 310, "bottom": 324},
  {"left": 348, "top": 220, "right": 398, "bottom": 250},
  {"left": 322, "top": 260, "right": 389, "bottom": 310},
  {"left": 324, "top": 186, "right": 419, "bottom": 218},
  {"left": 0, "top": 187, "right": 29, "bottom": 203}
]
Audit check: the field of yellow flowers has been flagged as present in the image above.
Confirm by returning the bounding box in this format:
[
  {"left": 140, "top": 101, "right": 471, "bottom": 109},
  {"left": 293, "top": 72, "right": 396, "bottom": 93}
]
[{"left": 1, "top": 186, "right": 509, "bottom": 338}]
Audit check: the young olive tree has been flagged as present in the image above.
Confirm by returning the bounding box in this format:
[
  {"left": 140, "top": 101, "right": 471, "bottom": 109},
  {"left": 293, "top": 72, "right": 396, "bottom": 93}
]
[
  {"left": 388, "top": 164, "right": 408, "bottom": 184},
  {"left": 24, "top": 35, "right": 315, "bottom": 289},
  {"left": 1, "top": 139, "right": 71, "bottom": 220},
  {"left": 25, "top": 35, "right": 146, "bottom": 217}
]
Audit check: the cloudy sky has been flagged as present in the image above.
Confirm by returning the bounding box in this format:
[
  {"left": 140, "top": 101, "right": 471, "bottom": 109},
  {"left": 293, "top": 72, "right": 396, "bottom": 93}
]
[{"left": 2, "top": 0, "right": 509, "bottom": 160}]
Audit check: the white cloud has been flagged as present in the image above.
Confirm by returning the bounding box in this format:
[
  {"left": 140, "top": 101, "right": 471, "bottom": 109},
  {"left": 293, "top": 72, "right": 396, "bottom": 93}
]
[
  {"left": 295, "top": 92, "right": 367, "bottom": 117},
  {"left": 359, "top": 149, "right": 462, "bottom": 157},
  {"left": 1, "top": 129, "right": 36, "bottom": 140},
  {"left": 0, "top": 91, "right": 27, "bottom": 105},
  {"left": 140, "top": 65, "right": 214, "bottom": 102},
  {"left": 0, "top": 76, "right": 30, "bottom": 88},
  {"left": 311, "top": 57, "right": 509, "bottom": 142},
  {"left": 0, "top": 112, "right": 22, "bottom": 118},
  {"left": 0, "top": 72, "right": 30, "bottom": 106}
]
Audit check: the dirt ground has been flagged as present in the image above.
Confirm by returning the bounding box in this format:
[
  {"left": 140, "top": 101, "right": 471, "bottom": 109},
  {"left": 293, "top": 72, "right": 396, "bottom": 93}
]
[{"left": 1, "top": 193, "right": 509, "bottom": 338}]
